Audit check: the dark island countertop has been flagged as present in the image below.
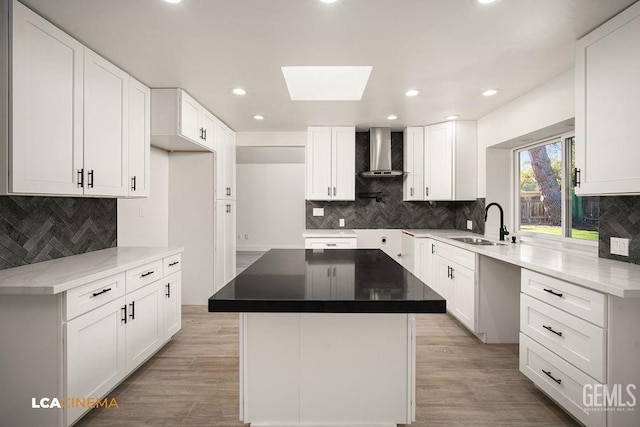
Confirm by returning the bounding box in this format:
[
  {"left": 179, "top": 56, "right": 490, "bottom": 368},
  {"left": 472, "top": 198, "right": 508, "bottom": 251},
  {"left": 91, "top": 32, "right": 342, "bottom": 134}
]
[{"left": 208, "top": 249, "right": 446, "bottom": 313}]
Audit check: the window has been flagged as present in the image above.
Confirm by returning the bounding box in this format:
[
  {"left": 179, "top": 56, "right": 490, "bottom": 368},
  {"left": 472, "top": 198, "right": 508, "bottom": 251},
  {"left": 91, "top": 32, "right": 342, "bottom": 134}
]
[{"left": 516, "top": 134, "right": 599, "bottom": 242}]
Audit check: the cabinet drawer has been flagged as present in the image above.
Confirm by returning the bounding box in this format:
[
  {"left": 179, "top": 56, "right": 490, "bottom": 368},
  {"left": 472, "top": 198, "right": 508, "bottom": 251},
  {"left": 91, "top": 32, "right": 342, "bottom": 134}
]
[
  {"left": 521, "top": 269, "right": 606, "bottom": 327},
  {"left": 519, "top": 333, "right": 605, "bottom": 427},
  {"left": 164, "top": 253, "right": 182, "bottom": 275},
  {"left": 126, "top": 260, "right": 163, "bottom": 293},
  {"left": 435, "top": 242, "right": 475, "bottom": 271},
  {"left": 305, "top": 238, "right": 357, "bottom": 249},
  {"left": 65, "top": 272, "right": 126, "bottom": 320},
  {"left": 520, "top": 294, "right": 606, "bottom": 382}
]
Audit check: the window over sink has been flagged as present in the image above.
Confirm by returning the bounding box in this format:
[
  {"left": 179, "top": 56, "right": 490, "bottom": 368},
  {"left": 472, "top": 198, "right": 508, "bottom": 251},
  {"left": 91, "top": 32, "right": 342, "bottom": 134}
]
[{"left": 515, "top": 133, "right": 599, "bottom": 242}]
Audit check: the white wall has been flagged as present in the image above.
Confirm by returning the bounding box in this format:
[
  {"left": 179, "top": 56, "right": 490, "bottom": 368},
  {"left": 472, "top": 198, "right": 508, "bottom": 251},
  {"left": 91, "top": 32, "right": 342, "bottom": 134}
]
[
  {"left": 477, "top": 69, "right": 575, "bottom": 198},
  {"left": 118, "top": 147, "right": 169, "bottom": 247},
  {"left": 237, "top": 131, "right": 306, "bottom": 147},
  {"left": 169, "top": 152, "right": 215, "bottom": 305}
]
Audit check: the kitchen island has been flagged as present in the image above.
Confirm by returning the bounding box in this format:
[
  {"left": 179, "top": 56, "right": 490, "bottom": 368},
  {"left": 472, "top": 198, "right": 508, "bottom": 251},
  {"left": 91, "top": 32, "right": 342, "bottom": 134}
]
[{"left": 209, "top": 249, "right": 445, "bottom": 426}]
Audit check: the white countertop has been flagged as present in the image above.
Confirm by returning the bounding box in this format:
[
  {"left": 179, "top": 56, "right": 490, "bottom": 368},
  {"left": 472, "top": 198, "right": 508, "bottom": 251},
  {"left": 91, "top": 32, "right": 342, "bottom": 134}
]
[
  {"left": 303, "top": 229, "right": 357, "bottom": 238},
  {"left": 403, "top": 229, "right": 640, "bottom": 298},
  {"left": 0, "top": 247, "right": 183, "bottom": 295}
]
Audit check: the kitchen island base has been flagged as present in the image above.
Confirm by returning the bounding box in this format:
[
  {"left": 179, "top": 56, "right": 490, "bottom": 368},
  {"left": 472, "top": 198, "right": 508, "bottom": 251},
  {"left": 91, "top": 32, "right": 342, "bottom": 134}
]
[{"left": 239, "top": 312, "right": 416, "bottom": 426}]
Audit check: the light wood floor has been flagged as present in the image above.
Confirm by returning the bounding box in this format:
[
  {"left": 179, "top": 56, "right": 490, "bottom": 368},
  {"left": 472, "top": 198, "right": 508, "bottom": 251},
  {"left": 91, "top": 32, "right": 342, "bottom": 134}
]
[{"left": 77, "top": 307, "right": 578, "bottom": 426}]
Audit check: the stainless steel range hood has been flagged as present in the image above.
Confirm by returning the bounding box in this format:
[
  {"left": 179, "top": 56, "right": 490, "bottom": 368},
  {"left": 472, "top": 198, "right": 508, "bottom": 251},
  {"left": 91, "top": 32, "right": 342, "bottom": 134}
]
[{"left": 361, "top": 127, "right": 404, "bottom": 177}]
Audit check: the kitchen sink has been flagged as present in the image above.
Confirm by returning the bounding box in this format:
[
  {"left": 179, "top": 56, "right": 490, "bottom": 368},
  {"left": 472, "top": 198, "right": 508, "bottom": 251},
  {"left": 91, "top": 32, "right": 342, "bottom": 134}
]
[{"left": 449, "top": 237, "right": 506, "bottom": 246}]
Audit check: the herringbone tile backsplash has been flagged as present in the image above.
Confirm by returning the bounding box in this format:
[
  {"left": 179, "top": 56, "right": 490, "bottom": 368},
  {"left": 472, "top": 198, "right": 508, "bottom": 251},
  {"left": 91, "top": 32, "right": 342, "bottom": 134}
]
[
  {"left": 306, "top": 132, "right": 486, "bottom": 233},
  {"left": 599, "top": 195, "right": 640, "bottom": 264},
  {"left": 0, "top": 196, "right": 117, "bottom": 270}
]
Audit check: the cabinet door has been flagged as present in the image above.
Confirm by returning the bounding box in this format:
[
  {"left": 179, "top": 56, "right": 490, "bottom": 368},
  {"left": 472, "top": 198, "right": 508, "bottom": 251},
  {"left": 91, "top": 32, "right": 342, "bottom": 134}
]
[
  {"left": 226, "top": 129, "right": 236, "bottom": 200},
  {"left": 424, "top": 122, "right": 453, "bottom": 201},
  {"left": 305, "top": 264, "right": 333, "bottom": 299},
  {"left": 215, "top": 121, "right": 232, "bottom": 199},
  {"left": 84, "top": 48, "right": 129, "bottom": 197},
  {"left": 400, "top": 232, "right": 415, "bottom": 274},
  {"left": 575, "top": 4, "right": 640, "bottom": 195},
  {"left": 200, "top": 110, "right": 217, "bottom": 151},
  {"left": 306, "top": 127, "right": 333, "bottom": 200},
  {"left": 11, "top": 1, "right": 84, "bottom": 195},
  {"left": 65, "top": 297, "right": 126, "bottom": 426},
  {"left": 163, "top": 272, "right": 182, "bottom": 339},
  {"left": 331, "top": 126, "right": 355, "bottom": 201},
  {"left": 128, "top": 77, "right": 150, "bottom": 197},
  {"left": 224, "top": 201, "right": 237, "bottom": 284},
  {"left": 451, "top": 263, "right": 475, "bottom": 331},
  {"left": 179, "top": 91, "right": 202, "bottom": 143},
  {"left": 434, "top": 255, "right": 454, "bottom": 306},
  {"left": 332, "top": 263, "right": 355, "bottom": 300},
  {"left": 417, "top": 239, "right": 435, "bottom": 287},
  {"left": 403, "top": 127, "right": 424, "bottom": 201},
  {"left": 126, "top": 281, "right": 163, "bottom": 372}
]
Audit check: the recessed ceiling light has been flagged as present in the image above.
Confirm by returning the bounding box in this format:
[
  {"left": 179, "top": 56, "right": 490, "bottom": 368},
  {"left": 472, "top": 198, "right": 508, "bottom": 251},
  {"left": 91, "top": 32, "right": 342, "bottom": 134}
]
[
  {"left": 482, "top": 89, "right": 498, "bottom": 97},
  {"left": 405, "top": 89, "right": 420, "bottom": 97},
  {"left": 477, "top": 0, "right": 497, "bottom": 4},
  {"left": 446, "top": 115, "right": 460, "bottom": 120},
  {"left": 232, "top": 88, "right": 246, "bottom": 96},
  {"left": 253, "top": 115, "right": 265, "bottom": 120},
  {"left": 281, "top": 66, "right": 372, "bottom": 101},
  {"left": 163, "top": 0, "right": 181, "bottom": 4},
  {"left": 320, "top": 0, "right": 338, "bottom": 3},
  {"left": 387, "top": 115, "right": 398, "bottom": 121}
]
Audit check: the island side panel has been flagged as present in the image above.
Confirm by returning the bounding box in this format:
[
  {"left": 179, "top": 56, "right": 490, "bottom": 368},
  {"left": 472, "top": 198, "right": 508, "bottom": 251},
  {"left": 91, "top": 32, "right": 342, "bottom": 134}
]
[{"left": 242, "top": 312, "right": 414, "bottom": 425}]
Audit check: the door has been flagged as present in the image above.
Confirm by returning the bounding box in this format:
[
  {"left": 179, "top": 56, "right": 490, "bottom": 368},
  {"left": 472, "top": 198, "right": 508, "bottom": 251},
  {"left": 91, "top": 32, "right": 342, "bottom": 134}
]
[
  {"left": 424, "top": 122, "right": 453, "bottom": 200},
  {"left": 84, "top": 48, "right": 129, "bottom": 197},
  {"left": 200, "top": 110, "right": 217, "bottom": 151},
  {"left": 11, "top": 1, "right": 84, "bottom": 195},
  {"left": 403, "top": 127, "right": 424, "bottom": 201},
  {"left": 331, "top": 126, "right": 355, "bottom": 201},
  {"left": 128, "top": 77, "right": 150, "bottom": 197},
  {"left": 306, "top": 127, "right": 333, "bottom": 200},
  {"left": 179, "top": 90, "right": 201, "bottom": 143},
  {"left": 434, "top": 255, "right": 454, "bottom": 307},
  {"left": 332, "top": 263, "right": 355, "bottom": 300},
  {"left": 451, "top": 263, "right": 476, "bottom": 331},
  {"left": 125, "top": 281, "right": 163, "bottom": 371},
  {"left": 417, "top": 239, "right": 435, "bottom": 287},
  {"left": 224, "top": 201, "right": 237, "bottom": 283},
  {"left": 305, "top": 264, "right": 333, "bottom": 299},
  {"left": 163, "top": 272, "right": 182, "bottom": 339},
  {"left": 65, "top": 297, "right": 126, "bottom": 426}
]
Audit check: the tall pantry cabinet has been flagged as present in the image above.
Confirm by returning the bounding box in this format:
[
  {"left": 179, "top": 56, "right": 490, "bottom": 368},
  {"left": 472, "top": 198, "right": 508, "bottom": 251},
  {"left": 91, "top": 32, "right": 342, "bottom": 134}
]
[{"left": 215, "top": 121, "right": 236, "bottom": 292}]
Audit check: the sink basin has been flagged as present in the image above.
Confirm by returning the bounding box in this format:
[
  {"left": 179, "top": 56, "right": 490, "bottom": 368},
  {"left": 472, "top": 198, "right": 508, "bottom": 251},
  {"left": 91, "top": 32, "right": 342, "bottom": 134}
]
[{"left": 449, "top": 237, "right": 506, "bottom": 246}]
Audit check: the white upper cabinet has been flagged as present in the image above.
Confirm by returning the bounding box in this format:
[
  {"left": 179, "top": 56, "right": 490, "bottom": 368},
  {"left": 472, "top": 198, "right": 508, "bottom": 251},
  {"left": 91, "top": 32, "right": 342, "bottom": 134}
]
[
  {"left": 403, "top": 127, "right": 424, "bottom": 201},
  {"left": 9, "top": 0, "right": 84, "bottom": 195},
  {"left": 424, "top": 121, "right": 477, "bottom": 201},
  {"left": 216, "top": 121, "right": 236, "bottom": 200},
  {"left": 128, "top": 77, "right": 151, "bottom": 197},
  {"left": 305, "top": 126, "right": 355, "bottom": 201},
  {"left": 3, "top": 1, "right": 151, "bottom": 198},
  {"left": 575, "top": 1, "right": 640, "bottom": 195},
  {"left": 150, "top": 88, "right": 217, "bottom": 152},
  {"left": 403, "top": 121, "right": 476, "bottom": 202},
  {"left": 83, "top": 49, "right": 129, "bottom": 197}
]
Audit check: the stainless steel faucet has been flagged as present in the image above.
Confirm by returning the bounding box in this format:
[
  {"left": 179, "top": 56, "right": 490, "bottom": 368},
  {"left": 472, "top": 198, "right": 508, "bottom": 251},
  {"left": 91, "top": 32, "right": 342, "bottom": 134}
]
[{"left": 485, "top": 202, "right": 510, "bottom": 241}]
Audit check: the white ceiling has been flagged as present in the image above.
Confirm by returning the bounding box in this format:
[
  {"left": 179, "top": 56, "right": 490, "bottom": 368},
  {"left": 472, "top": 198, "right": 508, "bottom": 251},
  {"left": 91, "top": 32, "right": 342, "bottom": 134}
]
[{"left": 21, "top": 0, "right": 638, "bottom": 132}]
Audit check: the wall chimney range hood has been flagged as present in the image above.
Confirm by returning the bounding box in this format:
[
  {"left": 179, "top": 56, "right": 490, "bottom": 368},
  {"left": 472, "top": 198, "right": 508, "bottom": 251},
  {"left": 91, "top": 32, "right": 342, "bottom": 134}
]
[{"left": 361, "top": 127, "right": 404, "bottom": 178}]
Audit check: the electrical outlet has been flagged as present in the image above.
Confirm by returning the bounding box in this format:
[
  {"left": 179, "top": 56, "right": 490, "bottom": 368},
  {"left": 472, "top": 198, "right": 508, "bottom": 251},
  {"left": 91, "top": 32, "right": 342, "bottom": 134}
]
[
  {"left": 339, "top": 218, "right": 345, "bottom": 227},
  {"left": 611, "top": 237, "right": 629, "bottom": 256},
  {"left": 313, "top": 208, "right": 324, "bottom": 217},
  {"left": 466, "top": 220, "right": 473, "bottom": 230}
]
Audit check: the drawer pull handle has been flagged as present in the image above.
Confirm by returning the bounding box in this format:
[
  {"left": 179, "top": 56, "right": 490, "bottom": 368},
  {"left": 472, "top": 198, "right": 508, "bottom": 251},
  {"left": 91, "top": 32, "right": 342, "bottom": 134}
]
[
  {"left": 326, "top": 243, "right": 337, "bottom": 247},
  {"left": 141, "top": 271, "right": 155, "bottom": 278},
  {"left": 92, "top": 288, "right": 112, "bottom": 297},
  {"left": 543, "top": 288, "right": 563, "bottom": 297},
  {"left": 168, "top": 261, "right": 179, "bottom": 267},
  {"left": 542, "top": 369, "right": 562, "bottom": 384},
  {"left": 543, "top": 325, "right": 563, "bottom": 336}
]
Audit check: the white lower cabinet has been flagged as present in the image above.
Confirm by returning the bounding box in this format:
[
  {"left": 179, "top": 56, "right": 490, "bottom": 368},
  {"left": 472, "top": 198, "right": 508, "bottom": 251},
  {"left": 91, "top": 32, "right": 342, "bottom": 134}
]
[
  {"left": 125, "top": 280, "right": 164, "bottom": 372},
  {"left": 65, "top": 297, "right": 127, "bottom": 426},
  {"left": 215, "top": 200, "right": 236, "bottom": 291},
  {"left": 304, "top": 237, "right": 357, "bottom": 249},
  {"left": 163, "top": 272, "right": 182, "bottom": 338}
]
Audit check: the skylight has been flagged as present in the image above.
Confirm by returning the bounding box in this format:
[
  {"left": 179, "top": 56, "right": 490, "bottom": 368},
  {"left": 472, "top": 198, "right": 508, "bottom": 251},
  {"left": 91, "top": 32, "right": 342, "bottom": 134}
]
[{"left": 281, "top": 66, "right": 373, "bottom": 101}]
